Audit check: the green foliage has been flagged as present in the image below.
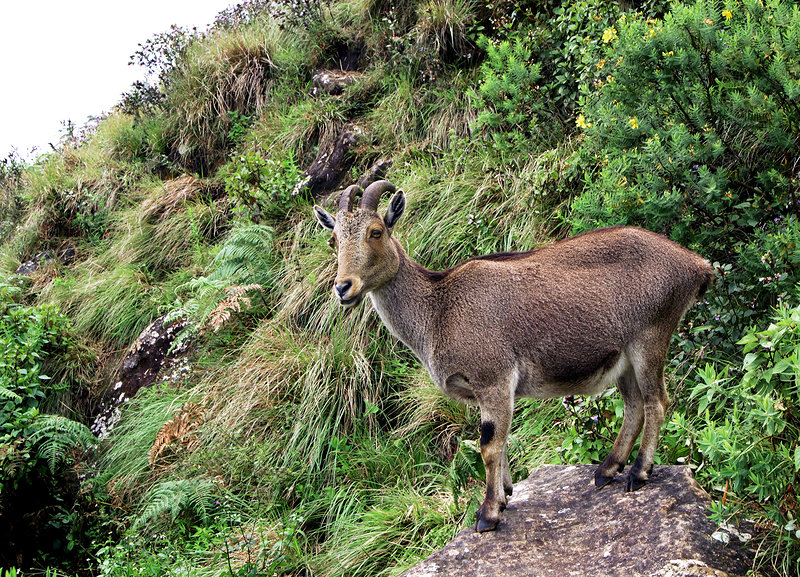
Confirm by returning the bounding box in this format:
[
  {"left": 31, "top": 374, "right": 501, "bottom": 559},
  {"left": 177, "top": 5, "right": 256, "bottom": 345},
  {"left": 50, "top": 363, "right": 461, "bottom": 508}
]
[
  {"left": 0, "top": 152, "right": 25, "bottom": 240},
  {"left": 28, "top": 414, "right": 96, "bottom": 474},
  {"left": 132, "top": 478, "right": 218, "bottom": 534},
  {"left": 556, "top": 390, "right": 625, "bottom": 465},
  {"left": 166, "top": 224, "right": 276, "bottom": 342},
  {"left": 0, "top": 293, "right": 94, "bottom": 493},
  {"left": 414, "top": 0, "right": 478, "bottom": 63},
  {"left": 569, "top": 0, "right": 800, "bottom": 344},
  {"left": 226, "top": 110, "right": 252, "bottom": 148},
  {"left": 530, "top": 0, "right": 625, "bottom": 118},
  {"left": 670, "top": 301, "right": 800, "bottom": 574},
  {"left": 224, "top": 151, "right": 304, "bottom": 221},
  {"left": 469, "top": 34, "right": 551, "bottom": 154}
]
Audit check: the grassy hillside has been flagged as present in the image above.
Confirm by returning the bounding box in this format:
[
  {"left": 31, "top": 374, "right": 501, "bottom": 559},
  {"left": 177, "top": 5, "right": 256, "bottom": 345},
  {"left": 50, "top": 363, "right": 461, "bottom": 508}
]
[{"left": 1, "top": 0, "right": 798, "bottom": 575}]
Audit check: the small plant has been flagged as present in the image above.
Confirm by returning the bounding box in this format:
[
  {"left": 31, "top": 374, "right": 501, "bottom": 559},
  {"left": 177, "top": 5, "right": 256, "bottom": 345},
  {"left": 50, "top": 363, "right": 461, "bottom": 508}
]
[
  {"left": 224, "top": 151, "right": 304, "bottom": 220},
  {"left": 227, "top": 110, "right": 252, "bottom": 148},
  {"left": 557, "top": 391, "right": 625, "bottom": 465},
  {"left": 469, "top": 34, "right": 549, "bottom": 155}
]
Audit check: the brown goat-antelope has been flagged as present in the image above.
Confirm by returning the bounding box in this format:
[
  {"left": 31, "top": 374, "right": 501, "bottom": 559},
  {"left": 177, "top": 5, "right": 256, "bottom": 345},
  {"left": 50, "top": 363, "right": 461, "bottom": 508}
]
[{"left": 313, "top": 180, "right": 712, "bottom": 532}]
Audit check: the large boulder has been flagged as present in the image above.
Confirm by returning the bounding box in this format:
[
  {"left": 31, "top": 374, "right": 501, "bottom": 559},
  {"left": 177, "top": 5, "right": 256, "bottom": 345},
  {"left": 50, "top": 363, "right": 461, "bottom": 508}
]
[{"left": 401, "top": 465, "right": 755, "bottom": 577}]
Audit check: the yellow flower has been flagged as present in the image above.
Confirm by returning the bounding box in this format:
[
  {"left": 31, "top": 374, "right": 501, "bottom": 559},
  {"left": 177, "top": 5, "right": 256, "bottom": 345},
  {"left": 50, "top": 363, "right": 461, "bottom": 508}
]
[
  {"left": 602, "top": 27, "right": 618, "bottom": 43},
  {"left": 629, "top": 117, "right": 639, "bottom": 129},
  {"left": 722, "top": 9, "right": 733, "bottom": 20},
  {"left": 576, "top": 114, "right": 592, "bottom": 129}
]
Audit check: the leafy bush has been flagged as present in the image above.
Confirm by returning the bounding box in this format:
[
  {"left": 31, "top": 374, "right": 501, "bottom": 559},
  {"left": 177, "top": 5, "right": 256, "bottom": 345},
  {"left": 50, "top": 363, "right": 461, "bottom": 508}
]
[
  {"left": 224, "top": 151, "right": 304, "bottom": 220},
  {"left": 529, "top": 0, "right": 625, "bottom": 119},
  {"left": 0, "top": 290, "right": 94, "bottom": 493},
  {"left": 670, "top": 300, "right": 800, "bottom": 574},
  {"left": 469, "top": 34, "right": 551, "bottom": 155},
  {"left": 569, "top": 0, "right": 800, "bottom": 344}
]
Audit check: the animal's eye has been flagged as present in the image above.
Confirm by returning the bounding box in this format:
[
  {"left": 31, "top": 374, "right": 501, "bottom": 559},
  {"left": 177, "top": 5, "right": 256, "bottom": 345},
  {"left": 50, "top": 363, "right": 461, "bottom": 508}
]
[
  {"left": 369, "top": 228, "right": 383, "bottom": 239},
  {"left": 328, "top": 236, "right": 337, "bottom": 248}
]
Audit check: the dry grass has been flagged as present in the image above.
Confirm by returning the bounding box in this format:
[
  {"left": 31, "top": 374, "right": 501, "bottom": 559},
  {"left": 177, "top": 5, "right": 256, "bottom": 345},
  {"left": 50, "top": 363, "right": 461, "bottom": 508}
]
[
  {"left": 142, "top": 175, "right": 223, "bottom": 220},
  {"left": 163, "top": 19, "right": 302, "bottom": 170}
]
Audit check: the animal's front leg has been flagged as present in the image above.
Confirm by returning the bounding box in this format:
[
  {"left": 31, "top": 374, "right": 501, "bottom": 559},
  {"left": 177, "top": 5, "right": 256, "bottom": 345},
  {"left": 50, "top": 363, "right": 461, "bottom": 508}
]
[{"left": 475, "top": 388, "right": 513, "bottom": 532}]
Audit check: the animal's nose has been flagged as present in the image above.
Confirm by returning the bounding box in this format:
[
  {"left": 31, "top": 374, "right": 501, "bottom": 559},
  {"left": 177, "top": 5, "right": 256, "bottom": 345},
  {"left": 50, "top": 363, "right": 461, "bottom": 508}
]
[{"left": 335, "top": 280, "right": 352, "bottom": 298}]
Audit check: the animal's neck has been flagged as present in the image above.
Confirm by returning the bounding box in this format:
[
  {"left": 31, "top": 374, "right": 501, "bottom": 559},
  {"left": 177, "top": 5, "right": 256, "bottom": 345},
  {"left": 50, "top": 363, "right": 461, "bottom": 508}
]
[{"left": 369, "top": 239, "right": 437, "bottom": 363}]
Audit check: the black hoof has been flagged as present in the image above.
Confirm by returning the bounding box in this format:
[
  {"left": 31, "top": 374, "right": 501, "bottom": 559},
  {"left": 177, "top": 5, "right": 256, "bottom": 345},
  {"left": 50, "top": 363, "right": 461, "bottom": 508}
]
[
  {"left": 476, "top": 517, "right": 499, "bottom": 532},
  {"left": 595, "top": 463, "right": 623, "bottom": 489},
  {"left": 595, "top": 474, "right": 615, "bottom": 489},
  {"left": 504, "top": 485, "right": 513, "bottom": 497},
  {"left": 626, "top": 475, "right": 647, "bottom": 492}
]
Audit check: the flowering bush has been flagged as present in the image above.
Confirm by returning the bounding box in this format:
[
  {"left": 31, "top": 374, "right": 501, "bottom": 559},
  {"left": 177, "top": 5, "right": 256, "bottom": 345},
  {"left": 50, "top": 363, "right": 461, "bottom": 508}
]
[{"left": 569, "top": 0, "right": 800, "bottom": 342}]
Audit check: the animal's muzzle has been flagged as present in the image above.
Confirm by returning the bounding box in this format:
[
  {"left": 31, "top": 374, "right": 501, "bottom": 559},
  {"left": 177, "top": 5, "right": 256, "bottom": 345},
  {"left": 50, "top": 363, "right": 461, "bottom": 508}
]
[{"left": 333, "top": 278, "right": 363, "bottom": 306}]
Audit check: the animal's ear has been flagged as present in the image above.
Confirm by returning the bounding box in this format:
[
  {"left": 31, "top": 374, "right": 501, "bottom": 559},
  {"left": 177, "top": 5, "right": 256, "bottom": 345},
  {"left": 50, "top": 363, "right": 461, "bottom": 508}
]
[
  {"left": 314, "top": 205, "right": 336, "bottom": 231},
  {"left": 384, "top": 190, "right": 405, "bottom": 229}
]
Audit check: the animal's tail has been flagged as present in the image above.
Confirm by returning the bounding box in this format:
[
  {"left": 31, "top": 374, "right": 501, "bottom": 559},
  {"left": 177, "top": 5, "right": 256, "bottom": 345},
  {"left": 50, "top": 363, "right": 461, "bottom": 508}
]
[{"left": 696, "top": 262, "right": 713, "bottom": 298}]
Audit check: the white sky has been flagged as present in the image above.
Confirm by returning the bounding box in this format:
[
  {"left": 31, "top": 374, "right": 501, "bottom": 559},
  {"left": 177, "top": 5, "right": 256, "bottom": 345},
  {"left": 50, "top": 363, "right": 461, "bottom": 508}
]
[{"left": 0, "top": 0, "right": 235, "bottom": 160}]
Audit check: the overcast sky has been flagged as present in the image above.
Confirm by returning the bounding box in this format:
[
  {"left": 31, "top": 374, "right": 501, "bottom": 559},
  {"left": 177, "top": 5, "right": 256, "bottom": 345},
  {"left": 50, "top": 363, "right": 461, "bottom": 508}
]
[{"left": 0, "top": 0, "right": 235, "bottom": 160}]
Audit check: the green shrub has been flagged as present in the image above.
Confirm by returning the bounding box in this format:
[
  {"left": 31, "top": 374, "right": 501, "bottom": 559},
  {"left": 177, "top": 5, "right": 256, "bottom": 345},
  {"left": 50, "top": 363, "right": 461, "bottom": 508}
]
[
  {"left": 224, "top": 151, "right": 304, "bottom": 221},
  {"left": 0, "top": 291, "right": 94, "bottom": 493},
  {"left": 531, "top": 0, "right": 625, "bottom": 118},
  {"left": 670, "top": 300, "right": 800, "bottom": 575},
  {"left": 569, "top": 0, "right": 800, "bottom": 344},
  {"left": 469, "top": 34, "right": 551, "bottom": 155}
]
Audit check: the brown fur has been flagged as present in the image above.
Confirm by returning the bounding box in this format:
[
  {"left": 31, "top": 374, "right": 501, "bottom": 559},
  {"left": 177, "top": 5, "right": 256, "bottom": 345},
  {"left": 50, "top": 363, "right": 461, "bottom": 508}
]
[{"left": 314, "top": 181, "right": 712, "bottom": 532}]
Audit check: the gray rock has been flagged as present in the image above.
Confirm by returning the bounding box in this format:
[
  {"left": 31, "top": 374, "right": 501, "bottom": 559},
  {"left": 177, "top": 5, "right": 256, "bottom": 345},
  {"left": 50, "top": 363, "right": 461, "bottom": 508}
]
[
  {"left": 15, "top": 246, "right": 75, "bottom": 275},
  {"left": 311, "top": 70, "right": 363, "bottom": 96},
  {"left": 304, "top": 127, "right": 361, "bottom": 199},
  {"left": 401, "top": 465, "right": 755, "bottom": 577}
]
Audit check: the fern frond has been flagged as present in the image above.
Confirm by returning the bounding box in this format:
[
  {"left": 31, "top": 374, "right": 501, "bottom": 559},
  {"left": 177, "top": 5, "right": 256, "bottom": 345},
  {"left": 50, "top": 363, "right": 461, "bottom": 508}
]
[
  {"left": 0, "top": 385, "right": 22, "bottom": 402},
  {"left": 132, "top": 478, "right": 216, "bottom": 533},
  {"left": 207, "top": 224, "right": 275, "bottom": 286},
  {"left": 201, "top": 284, "right": 263, "bottom": 333},
  {"left": 28, "top": 414, "right": 96, "bottom": 473},
  {"left": 149, "top": 402, "right": 204, "bottom": 467}
]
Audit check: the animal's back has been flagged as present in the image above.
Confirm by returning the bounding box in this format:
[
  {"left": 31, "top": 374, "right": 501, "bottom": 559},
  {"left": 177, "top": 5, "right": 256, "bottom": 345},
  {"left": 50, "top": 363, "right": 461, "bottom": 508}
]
[{"left": 429, "top": 227, "right": 711, "bottom": 390}]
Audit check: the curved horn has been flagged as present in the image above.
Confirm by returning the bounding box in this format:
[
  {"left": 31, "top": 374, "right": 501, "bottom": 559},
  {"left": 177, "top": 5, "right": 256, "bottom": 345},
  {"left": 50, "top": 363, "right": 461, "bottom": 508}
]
[
  {"left": 338, "top": 184, "right": 363, "bottom": 213},
  {"left": 359, "top": 180, "right": 396, "bottom": 212}
]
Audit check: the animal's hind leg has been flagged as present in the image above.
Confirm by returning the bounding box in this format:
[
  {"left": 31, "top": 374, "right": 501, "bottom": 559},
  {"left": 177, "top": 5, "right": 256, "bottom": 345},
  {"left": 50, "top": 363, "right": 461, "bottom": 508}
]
[
  {"left": 501, "top": 443, "right": 513, "bottom": 498},
  {"left": 595, "top": 369, "right": 644, "bottom": 488},
  {"left": 475, "top": 386, "right": 514, "bottom": 533},
  {"left": 627, "top": 355, "right": 669, "bottom": 492}
]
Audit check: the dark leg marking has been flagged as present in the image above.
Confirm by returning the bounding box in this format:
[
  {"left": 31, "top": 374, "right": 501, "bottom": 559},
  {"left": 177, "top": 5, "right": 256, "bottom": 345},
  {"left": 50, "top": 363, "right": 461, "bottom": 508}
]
[{"left": 480, "top": 421, "right": 495, "bottom": 446}]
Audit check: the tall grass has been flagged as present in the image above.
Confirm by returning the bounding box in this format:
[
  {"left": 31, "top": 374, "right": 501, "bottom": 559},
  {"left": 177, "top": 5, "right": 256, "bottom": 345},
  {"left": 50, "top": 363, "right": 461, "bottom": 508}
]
[{"left": 162, "top": 19, "right": 307, "bottom": 171}]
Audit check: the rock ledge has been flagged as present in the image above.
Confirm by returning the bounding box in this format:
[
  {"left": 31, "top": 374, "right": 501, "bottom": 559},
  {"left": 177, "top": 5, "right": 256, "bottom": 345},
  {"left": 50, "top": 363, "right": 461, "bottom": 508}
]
[{"left": 401, "top": 465, "right": 754, "bottom": 577}]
